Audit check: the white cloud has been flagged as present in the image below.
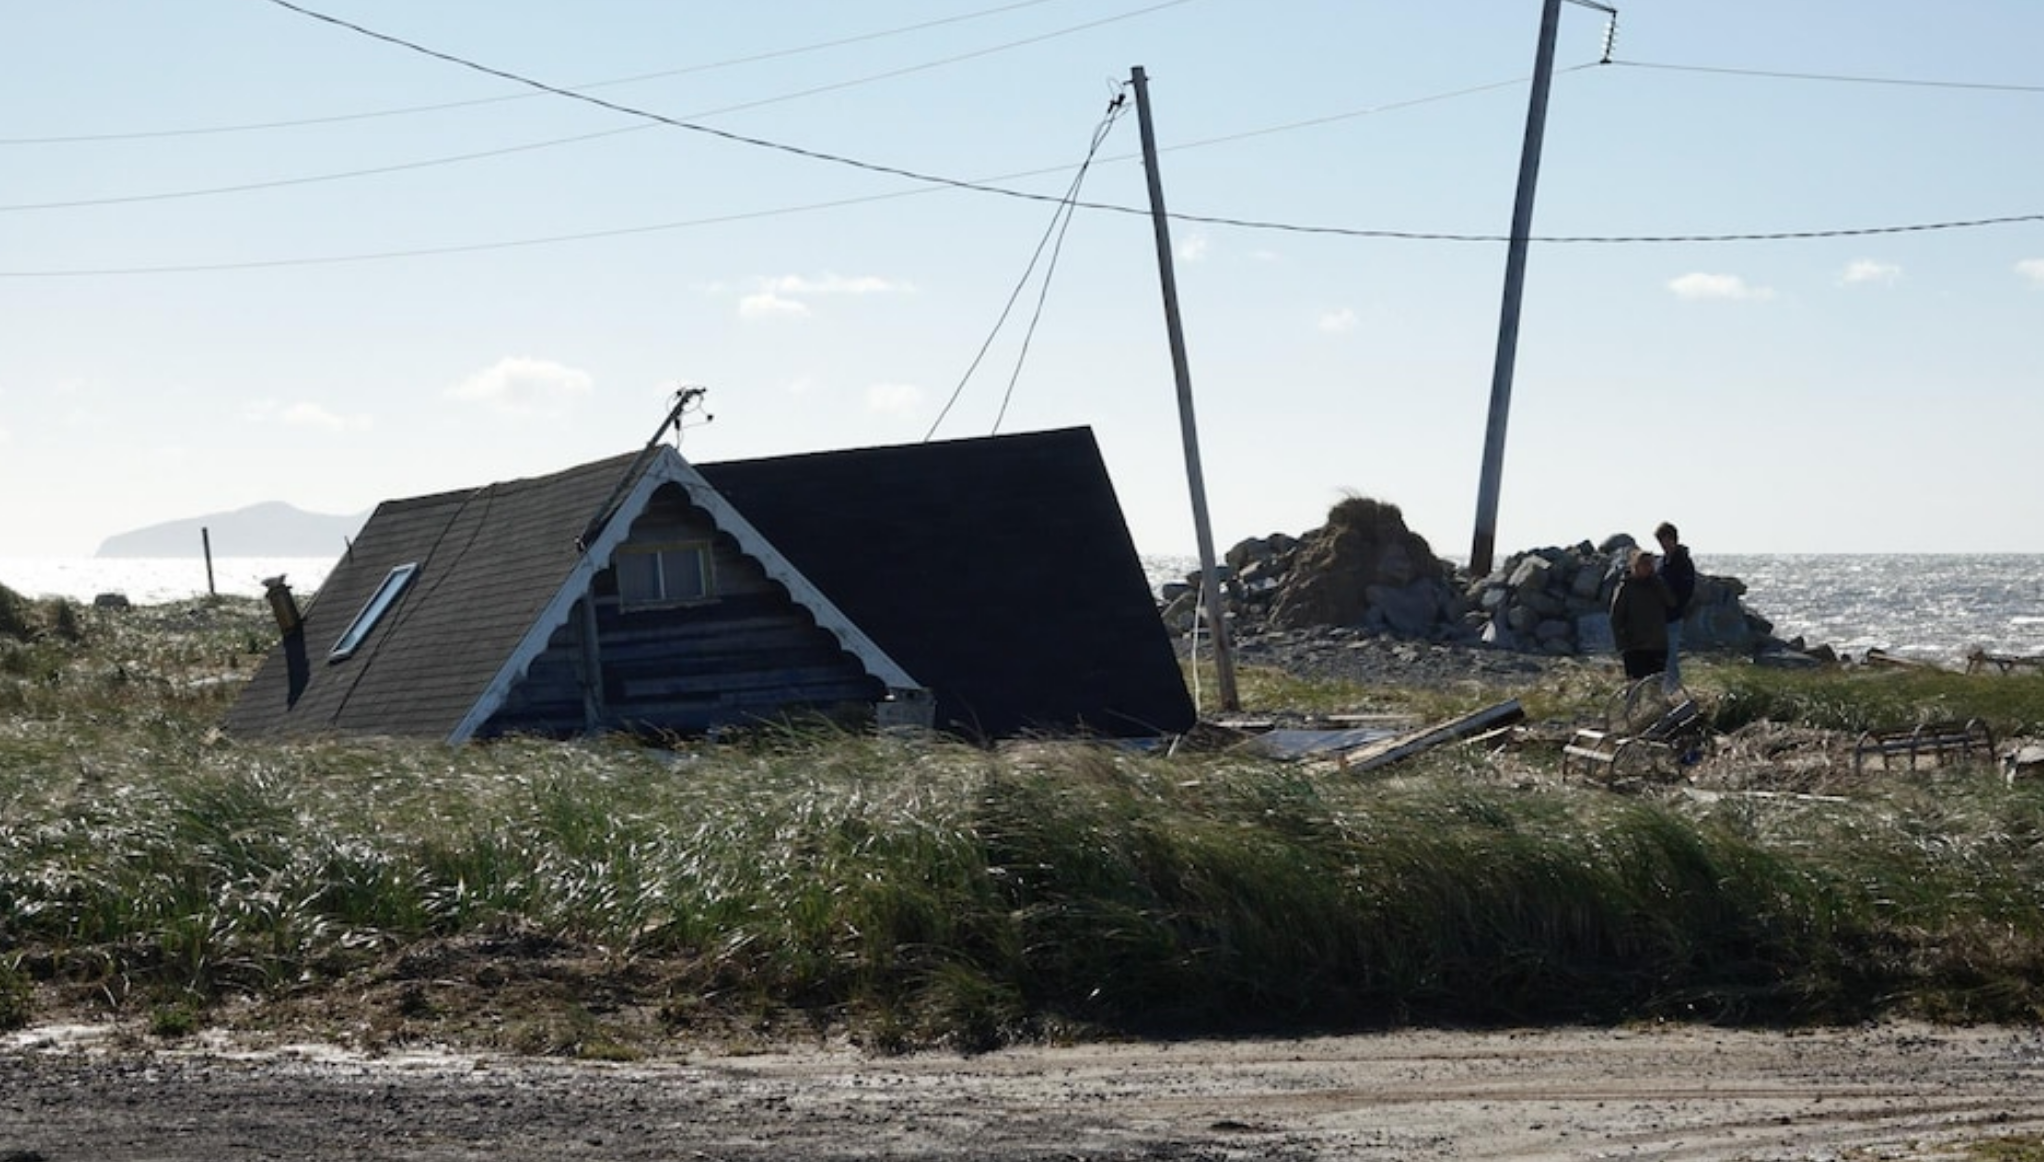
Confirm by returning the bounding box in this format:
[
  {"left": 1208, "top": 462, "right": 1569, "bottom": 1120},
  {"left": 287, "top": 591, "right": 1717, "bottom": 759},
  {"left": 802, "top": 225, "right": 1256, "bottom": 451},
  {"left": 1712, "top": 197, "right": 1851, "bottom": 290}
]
[
  {"left": 280, "top": 402, "right": 371, "bottom": 432},
  {"left": 1178, "top": 234, "right": 1210, "bottom": 263},
  {"left": 739, "top": 272, "right": 909, "bottom": 320},
  {"left": 242, "top": 398, "right": 372, "bottom": 431},
  {"left": 1317, "top": 307, "right": 1359, "bottom": 334},
  {"left": 738, "top": 291, "right": 811, "bottom": 320},
  {"left": 2018, "top": 259, "right": 2044, "bottom": 287},
  {"left": 1668, "top": 272, "right": 1776, "bottom": 302},
  {"left": 1839, "top": 259, "right": 1902, "bottom": 287},
  {"left": 864, "top": 382, "right": 922, "bottom": 416},
  {"left": 446, "top": 356, "right": 594, "bottom": 417},
  {"left": 766, "top": 273, "right": 910, "bottom": 296}
]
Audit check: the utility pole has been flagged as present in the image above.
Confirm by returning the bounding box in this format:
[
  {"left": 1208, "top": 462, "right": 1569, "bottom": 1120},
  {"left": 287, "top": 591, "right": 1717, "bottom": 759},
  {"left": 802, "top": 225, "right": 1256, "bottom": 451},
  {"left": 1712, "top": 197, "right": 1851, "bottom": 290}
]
[
  {"left": 1469, "top": 0, "right": 1565, "bottom": 578},
  {"left": 1130, "top": 65, "right": 1238, "bottom": 713}
]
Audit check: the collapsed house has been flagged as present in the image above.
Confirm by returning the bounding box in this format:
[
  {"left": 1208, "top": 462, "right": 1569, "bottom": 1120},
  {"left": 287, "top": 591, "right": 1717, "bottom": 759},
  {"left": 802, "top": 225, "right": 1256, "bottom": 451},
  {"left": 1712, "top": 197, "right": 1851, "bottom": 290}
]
[{"left": 223, "top": 427, "right": 1194, "bottom": 744}]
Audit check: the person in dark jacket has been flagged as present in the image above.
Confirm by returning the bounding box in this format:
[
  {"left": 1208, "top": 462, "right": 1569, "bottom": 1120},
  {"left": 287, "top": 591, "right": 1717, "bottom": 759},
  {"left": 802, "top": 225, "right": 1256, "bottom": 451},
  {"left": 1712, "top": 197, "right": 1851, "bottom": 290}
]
[
  {"left": 1655, "top": 521, "right": 1697, "bottom": 692},
  {"left": 1611, "top": 547, "right": 1674, "bottom": 680}
]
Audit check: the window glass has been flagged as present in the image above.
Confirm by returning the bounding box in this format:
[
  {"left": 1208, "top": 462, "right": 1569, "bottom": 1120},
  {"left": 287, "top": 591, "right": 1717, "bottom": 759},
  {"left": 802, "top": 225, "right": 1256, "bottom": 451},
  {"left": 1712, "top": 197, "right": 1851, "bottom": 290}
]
[
  {"left": 329, "top": 562, "right": 419, "bottom": 661},
  {"left": 618, "top": 543, "right": 712, "bottom": 608},
  {"left": 662, "top": 547, "right": 708, "bottom": 601},
  {"left": 616, "top": 552, "right": 663, "bottom": 605}
]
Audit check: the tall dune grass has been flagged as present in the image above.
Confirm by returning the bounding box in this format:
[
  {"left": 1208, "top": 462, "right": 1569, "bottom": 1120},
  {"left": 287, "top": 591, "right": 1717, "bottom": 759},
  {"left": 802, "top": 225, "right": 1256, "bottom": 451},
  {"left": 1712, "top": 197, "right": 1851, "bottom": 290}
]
[{"left": 3, "top": 591, "right": 2042, "bottom": 1050}]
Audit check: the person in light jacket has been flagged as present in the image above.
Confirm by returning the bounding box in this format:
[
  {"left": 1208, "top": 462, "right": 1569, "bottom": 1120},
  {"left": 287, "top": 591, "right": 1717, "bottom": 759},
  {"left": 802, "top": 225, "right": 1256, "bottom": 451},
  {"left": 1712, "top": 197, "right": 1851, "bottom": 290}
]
[{"left": 1611, "top": 547, "right": 1674, "bottom": 681}]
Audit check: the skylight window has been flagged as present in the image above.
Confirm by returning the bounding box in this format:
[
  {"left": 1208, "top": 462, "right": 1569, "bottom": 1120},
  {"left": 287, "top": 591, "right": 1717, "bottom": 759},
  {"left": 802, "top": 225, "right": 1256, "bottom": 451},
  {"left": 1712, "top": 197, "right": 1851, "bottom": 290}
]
[{"left": 328, "top": 562, "right": 419, "bottom": 661}]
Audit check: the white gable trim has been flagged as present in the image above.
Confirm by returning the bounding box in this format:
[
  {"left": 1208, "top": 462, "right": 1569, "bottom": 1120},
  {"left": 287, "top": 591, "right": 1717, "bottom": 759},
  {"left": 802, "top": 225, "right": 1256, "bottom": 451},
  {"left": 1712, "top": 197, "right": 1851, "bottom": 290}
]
[{"left": 449, "top": 447, "right": 924, "bottom": 743}]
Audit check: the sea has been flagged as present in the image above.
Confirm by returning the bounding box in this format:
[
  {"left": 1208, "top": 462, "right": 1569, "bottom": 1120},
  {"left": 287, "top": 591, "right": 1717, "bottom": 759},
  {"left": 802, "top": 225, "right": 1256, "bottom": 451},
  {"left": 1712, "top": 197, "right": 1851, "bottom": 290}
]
[{"left": 5, "top": 554, "right": 2043, "bottom": 670}]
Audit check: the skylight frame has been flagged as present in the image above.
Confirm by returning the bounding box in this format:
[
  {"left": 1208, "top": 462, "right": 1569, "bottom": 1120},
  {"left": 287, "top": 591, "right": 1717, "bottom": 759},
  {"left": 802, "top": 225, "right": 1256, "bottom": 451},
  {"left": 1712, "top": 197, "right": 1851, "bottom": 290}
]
[{"left": 328, "top": 562, "right": 420, "bottom": 661}]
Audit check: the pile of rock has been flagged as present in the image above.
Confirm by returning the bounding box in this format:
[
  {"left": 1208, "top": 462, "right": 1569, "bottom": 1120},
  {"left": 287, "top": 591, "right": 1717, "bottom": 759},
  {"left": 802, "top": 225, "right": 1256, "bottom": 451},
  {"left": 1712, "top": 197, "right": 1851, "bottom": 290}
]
[
  {"left": 1468, "top": 538, "right": 1777, "bottom": 657},
  {"left": 1159, "top": 498, "right": 1807, "bottom": 664}
]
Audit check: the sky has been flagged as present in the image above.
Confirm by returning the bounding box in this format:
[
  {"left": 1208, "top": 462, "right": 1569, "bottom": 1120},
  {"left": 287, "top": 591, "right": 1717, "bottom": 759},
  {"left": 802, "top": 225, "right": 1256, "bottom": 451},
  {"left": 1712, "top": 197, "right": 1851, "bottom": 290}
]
[{"left": 3, "top": 0, "right": 2041, "bottom": 563}]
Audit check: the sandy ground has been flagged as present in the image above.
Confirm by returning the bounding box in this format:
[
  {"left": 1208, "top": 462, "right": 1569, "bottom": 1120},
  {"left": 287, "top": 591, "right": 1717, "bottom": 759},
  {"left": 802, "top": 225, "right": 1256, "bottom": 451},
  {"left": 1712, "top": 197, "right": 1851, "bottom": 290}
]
[{"left": 4, "top": 1021, "right": 2041, "bottom": 1160}]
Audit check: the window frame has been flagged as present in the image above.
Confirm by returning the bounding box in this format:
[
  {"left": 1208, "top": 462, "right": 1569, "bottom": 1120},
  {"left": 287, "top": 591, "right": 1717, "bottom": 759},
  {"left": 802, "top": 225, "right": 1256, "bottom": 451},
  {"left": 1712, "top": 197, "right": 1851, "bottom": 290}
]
[
  {"left": 616, "top": 541, "right": 715, "bottom": 610},
  {"left": 328, "top": 562, "right": 420, "bottom": 661}
]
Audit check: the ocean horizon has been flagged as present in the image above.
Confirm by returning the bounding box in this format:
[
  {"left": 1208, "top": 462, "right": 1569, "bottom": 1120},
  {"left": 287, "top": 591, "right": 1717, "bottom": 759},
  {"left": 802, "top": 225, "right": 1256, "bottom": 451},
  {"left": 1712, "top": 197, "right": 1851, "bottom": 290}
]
[{"left": 7, "top": 552, "right": 2043, "bottom": 669}]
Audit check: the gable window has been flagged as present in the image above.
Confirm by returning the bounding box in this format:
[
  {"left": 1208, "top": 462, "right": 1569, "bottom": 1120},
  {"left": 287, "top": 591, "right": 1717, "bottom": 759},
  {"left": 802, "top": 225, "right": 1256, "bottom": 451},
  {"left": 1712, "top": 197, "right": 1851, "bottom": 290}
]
[
  {"left": 617, "top": 543, "right": 713, "bottom": 609},
  {"left": 329, "top": 562, "right": 420, "bottom": 661}
]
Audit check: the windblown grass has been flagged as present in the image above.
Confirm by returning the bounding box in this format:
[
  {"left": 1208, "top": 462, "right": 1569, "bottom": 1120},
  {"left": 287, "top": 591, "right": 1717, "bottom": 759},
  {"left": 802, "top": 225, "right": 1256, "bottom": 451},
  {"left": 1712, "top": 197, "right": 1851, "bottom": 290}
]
[
  {"left": 4, "top": 591, "right": 2043, "bottom": 1053},
  {"left": 1705, "top": 664, "right": 2044, "bottom": 739}
]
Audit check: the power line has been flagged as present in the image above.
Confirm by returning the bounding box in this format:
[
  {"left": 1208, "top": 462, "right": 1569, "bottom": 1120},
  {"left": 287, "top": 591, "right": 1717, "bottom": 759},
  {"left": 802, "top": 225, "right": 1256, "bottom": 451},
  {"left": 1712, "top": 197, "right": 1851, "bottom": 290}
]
[
  {"left": 1611, "top": 58, "right": 2044, "bottom": 94},
  {"left": 2, "top": 58, "right": 1569, "bottom": 215},
  {"left": 0, "top": 126, "right": 644, "bottom": 213},
  {"left": 926, "top": 92, "right": 1129, "bottom": 441},
  {"left": 5, "top": 193, "right": 2040, "bottom": 279},
  {"left": 1157, "top": 209, "right": 2044, "bottom": 245},
  {"left": 253, "top": 0, "right": 1142, "bottom": 214},
  {"left": 15, "top": 185, "right": 2043, "bottom": 278},
  {"left": 7, "top": 4, "right": 2042, "bottom": 278},
  {"left": 0, "top": 0, "right": 1080, "bottom": 145},
  {"left": 1158, "top": 65, "right": 1591, "bottom": 153}
]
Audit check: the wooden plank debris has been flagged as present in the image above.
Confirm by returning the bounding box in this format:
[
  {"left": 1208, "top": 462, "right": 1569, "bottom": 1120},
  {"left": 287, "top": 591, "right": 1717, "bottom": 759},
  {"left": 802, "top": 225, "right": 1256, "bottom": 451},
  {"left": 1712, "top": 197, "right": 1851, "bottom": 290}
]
[
  {"left": 1966, "top": 649, "right": 2044, "bottom": 676},
  {"left": 1852, "top": 719, "right": 1995, "bottom": 774},
  {"left": 1241, "top": 725, "right": 1403, "bottom": 761},
  {"left": 1331, "top": 699, "right": 1525, "bottom": 773},
  {"left": 1862, "top": 648, "right": 1941, "bottom": 671}
]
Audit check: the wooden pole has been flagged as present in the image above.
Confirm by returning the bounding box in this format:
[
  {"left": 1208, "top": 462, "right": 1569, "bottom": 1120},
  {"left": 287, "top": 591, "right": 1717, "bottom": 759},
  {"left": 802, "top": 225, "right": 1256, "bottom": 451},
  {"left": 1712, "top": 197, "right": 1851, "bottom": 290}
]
[
  {"left": 1469, "top": 0, "right": 1564, "bottom": 578},
  {"left": 202, "top": 527, "right": 217, "bottom": 597},
  {"left": 1130, "top": 65, "right": 1237, "bottom": 713}
]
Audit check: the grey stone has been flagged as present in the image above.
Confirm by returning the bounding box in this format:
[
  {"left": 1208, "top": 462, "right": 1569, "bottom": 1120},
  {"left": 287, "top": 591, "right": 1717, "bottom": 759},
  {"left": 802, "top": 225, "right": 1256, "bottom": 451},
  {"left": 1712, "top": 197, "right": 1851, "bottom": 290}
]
[
  {"left": 1570, "top": 564, "right": 1605, "bottom": 601},
  {"left": 1576, "top": 612, "right": 1615, "bottom": 655},
  {"left": 1366, "top": 580, "right": 1440, "bottom": 636},
  {"left": 1755, "top": 648, "right": 1822, "bottom": 670},
  {"left": 1508, "top": 555, "right": 1554, "bottom": 590}
]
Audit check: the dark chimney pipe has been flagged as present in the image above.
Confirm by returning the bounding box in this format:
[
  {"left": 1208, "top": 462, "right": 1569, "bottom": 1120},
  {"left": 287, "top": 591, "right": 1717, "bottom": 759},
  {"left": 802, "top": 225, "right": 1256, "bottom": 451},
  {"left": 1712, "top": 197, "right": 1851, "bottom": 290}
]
[{"left": 262, "top": 575, "right": 302, "bottom": 636}]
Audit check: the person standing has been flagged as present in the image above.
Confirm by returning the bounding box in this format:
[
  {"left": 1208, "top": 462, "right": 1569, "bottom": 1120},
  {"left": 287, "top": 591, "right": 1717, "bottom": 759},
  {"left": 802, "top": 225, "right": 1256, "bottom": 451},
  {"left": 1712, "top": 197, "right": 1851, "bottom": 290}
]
[
  {"left": 1611, "top": 547, "right": 1675, "bottom": 680},
  {"left": 1655, "top": 521, "right": 1697, "bottom": 693}
]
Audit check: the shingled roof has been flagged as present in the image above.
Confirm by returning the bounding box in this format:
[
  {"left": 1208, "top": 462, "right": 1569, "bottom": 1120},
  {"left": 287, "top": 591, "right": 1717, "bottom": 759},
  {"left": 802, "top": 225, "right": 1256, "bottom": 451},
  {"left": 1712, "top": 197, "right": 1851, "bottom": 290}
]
[
  {"left": 699, "top": 427, "right": 1194, "bottom": 739},
  {"left": 223, "top": 427, "right": 1192, "bottom": 743}
]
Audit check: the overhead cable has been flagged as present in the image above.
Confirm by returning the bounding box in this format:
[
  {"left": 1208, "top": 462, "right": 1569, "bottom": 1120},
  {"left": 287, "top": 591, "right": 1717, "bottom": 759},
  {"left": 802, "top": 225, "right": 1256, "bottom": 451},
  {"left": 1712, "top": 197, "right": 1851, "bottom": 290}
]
[
  {"left": 1611, "top": 58, "right": 2044, "bottom": 94},
  {"left": 1, "top": 59, "right": 1567, "bottom": 215},
  {"left": 0, "top": 127, "right": 643, "bottom": 212},
  {"left": 6, "top": 198, "right": 2040, "bottom": 279},
  {"left": 256, "top": 0, "right": 1143, "bottom": 212},
  {"left": 0, "top": 0, "right": 1085, "bottom": 144},
  {"left": 925, "top": 90, "right": 1127, "bottom": 441},
  {"left": 992, "top": 100, "right": 1124, "bottom": 435}
]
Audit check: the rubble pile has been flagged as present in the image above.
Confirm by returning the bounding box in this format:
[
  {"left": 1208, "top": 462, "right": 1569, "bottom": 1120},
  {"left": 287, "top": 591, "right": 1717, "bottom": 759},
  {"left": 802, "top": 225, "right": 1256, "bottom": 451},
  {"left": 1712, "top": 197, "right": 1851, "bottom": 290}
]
[{"left": 1160, "top": 498, "right": 1815, "bottom": 665}]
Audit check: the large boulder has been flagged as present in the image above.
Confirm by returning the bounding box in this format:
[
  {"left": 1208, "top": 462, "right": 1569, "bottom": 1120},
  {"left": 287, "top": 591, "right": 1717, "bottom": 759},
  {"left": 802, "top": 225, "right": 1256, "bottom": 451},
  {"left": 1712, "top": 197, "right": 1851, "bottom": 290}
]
[{"left": 1265, "top": 498, "right": 1461, "bottom": 633}]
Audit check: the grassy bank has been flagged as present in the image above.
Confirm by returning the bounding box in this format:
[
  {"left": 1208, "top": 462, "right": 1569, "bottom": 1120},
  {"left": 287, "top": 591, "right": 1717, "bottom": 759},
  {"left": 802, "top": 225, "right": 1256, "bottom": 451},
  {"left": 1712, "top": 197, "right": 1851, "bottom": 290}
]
[{"left": 3, "top": 589, "right": 2043, "bottom": 1054}]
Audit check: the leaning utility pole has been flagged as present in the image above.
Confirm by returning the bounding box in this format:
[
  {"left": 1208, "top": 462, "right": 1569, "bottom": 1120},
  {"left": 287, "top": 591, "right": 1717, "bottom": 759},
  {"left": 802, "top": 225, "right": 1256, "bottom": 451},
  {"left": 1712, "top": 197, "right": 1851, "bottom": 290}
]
[
  {"left": 1469, "top": 0, "right": 1565, "bottom": 578},
  {"left": 1130, "top": 64, "right": 1238, "bottom": 713}
]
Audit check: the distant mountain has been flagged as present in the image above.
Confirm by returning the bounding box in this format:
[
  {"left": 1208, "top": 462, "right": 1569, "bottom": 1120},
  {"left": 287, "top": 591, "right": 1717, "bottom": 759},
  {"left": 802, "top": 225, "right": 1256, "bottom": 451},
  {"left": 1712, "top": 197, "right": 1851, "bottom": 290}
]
[{"left": 96, "top": 501, "right": 369, "bottom": 559}]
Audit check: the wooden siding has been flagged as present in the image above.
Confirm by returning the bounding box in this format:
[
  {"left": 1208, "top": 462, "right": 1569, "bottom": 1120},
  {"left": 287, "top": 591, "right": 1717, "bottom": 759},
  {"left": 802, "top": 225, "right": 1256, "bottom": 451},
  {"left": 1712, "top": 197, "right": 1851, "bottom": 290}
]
[{"left": 482, "top": 484, "right": 881, "bottom": 738}]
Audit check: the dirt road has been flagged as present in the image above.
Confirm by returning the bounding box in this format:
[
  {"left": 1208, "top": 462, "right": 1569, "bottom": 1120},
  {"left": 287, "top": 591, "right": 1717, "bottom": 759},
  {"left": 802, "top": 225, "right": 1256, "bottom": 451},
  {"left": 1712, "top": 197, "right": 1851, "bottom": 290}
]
[{"left": 4, "top": 1021, "right": 2040, "bottom": 1160}]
